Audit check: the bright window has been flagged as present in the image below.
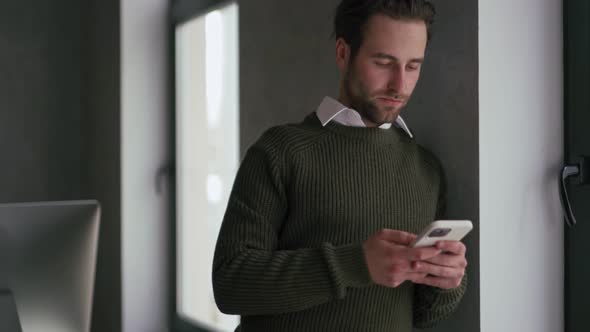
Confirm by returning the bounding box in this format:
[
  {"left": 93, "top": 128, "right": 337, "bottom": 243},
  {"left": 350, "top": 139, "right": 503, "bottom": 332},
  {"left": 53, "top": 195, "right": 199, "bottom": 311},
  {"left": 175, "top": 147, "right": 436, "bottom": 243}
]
[{"left": 175, "top": 2, "right": 239, "bottom": 331}]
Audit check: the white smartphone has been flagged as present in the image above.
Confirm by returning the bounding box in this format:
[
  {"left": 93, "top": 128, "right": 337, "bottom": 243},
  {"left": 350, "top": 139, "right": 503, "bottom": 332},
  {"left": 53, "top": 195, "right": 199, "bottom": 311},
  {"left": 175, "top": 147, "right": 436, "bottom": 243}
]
[{"left": 410, "top": 220, "right": 473, "bottom": 248}]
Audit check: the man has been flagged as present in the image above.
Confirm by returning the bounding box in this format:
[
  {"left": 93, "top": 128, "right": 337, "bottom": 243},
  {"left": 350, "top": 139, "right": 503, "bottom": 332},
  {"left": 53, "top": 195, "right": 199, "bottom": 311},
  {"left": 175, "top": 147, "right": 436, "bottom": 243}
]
[{"left": 212, "top": 0, "right": 468, "bottom": 331}]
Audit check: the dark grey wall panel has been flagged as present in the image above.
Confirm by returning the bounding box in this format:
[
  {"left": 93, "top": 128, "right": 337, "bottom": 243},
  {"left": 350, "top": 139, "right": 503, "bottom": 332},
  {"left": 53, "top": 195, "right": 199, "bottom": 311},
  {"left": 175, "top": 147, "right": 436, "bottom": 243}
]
[
  {"left": 239, "top": 1, "right": 340, "bottom": 153},
  {"left": 240, "top": 1, "right": 479, "bottom": 331},
  {"left": 405, "top": 0, "right": 479, "bottom": 331},
  {"left": 0, "top": 1, "right": 85, "bottom": 202},
  {"left": 0, "top": 1, "right": 122, "bottom": 331},
  {"left": 83, "top": 0, "right": 122, "bottom": 331}
]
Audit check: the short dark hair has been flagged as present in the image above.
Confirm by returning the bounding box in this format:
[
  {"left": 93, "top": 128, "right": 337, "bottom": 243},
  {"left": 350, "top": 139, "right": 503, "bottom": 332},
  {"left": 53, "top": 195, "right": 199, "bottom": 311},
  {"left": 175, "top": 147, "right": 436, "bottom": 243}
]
[{"left": 333, "top": 0, "right": 436, "bottom": 59}]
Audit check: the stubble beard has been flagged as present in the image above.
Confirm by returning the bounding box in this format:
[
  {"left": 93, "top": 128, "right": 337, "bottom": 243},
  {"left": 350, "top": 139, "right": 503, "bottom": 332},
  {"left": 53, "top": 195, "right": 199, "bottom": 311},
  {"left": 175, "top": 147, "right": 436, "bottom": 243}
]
[{"left": 343, "top": 70, "right": 405, "bottom": 127}]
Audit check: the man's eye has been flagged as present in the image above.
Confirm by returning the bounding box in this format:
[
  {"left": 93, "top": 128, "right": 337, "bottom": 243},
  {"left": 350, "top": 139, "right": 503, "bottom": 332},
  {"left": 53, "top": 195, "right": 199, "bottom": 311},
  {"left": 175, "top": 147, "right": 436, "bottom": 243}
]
[
  {"left": 375, "top": 61, "right": 391, "bottom": 67},
  {"left": 407, "top": 64, "right": 421, "bottom": 71}
]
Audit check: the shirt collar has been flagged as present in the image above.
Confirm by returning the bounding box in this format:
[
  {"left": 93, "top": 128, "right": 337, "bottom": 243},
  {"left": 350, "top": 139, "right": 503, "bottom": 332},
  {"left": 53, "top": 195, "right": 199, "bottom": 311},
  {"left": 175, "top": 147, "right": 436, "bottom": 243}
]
[{"left": 315, "top": 96, "right": 414, "bottom": 138}]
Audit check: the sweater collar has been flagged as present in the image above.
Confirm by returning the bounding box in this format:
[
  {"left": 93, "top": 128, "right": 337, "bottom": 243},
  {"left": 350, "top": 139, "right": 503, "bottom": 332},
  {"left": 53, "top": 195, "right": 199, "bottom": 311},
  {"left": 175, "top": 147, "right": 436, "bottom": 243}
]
[{"left": 304, "top": 112, "right": 406, "bottom": 146}]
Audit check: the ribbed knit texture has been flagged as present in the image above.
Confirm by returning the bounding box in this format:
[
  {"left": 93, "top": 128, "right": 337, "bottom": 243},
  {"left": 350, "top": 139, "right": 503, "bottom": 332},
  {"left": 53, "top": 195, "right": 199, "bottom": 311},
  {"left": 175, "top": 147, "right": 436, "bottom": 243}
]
[{"left": 212, "top": 112, "right": 467, "bottom": 332}]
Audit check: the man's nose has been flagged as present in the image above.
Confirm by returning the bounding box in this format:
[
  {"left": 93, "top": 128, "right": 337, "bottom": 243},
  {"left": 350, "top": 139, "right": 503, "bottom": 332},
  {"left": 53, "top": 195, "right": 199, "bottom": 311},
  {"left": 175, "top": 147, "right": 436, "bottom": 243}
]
[{"left": 387, "top": 66, "right": 405, "bottom": 93}]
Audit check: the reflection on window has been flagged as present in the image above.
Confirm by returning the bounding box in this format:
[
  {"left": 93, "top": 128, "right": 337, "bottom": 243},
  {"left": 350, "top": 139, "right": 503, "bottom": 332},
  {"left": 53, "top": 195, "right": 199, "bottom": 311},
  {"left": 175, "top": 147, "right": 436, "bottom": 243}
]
[{"left": 175, "top": 2, "right": 239, "bottom": 331}]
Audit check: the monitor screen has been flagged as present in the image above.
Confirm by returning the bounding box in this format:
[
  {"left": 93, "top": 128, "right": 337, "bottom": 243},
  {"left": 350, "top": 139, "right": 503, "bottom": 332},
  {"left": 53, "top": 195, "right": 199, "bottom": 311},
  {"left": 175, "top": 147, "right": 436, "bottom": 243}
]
[{"left": 0, "top": 200, "right": 100, "bottom": 332}]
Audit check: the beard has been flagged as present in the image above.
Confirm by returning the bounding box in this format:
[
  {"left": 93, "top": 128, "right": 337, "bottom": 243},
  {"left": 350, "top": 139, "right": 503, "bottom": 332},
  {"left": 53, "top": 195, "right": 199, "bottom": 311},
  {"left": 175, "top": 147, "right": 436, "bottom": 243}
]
[{"left": 342, "top": 67, "right": 408, "bottom": 126}]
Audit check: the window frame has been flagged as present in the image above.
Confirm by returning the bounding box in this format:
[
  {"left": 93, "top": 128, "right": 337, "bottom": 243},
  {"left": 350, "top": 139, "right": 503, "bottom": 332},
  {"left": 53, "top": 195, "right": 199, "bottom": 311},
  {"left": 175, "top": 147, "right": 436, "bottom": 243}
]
[{"left": 169, "top": 1, "right": 239, "bottom": 331}]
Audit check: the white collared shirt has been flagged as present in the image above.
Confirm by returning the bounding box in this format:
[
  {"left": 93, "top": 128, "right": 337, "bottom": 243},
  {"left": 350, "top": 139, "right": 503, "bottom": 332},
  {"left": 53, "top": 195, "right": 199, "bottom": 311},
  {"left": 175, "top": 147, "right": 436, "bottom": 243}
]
[{"left": 315, "top": 96, "right": 414, "bottom": 138}]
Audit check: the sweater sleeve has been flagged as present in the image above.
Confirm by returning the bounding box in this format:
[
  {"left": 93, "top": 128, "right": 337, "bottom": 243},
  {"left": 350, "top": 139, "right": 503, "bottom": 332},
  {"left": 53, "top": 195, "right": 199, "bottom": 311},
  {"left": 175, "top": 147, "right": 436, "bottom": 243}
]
[
  {"left": 212, "top": 139, "right": 372, "bottom": 316},
  {"left": 413, "top": 273, "right": 468, "bottom": 328},
  {"left": 413, "top": 159, "right": 468, "bottom": 328}
]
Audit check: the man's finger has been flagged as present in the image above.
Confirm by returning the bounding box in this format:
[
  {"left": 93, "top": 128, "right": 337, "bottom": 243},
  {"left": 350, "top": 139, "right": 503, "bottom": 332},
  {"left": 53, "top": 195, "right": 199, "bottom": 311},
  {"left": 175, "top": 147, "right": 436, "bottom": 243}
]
[
  {"left": 405, "top": 247, "right": 441, "bottom": 261},
  {"left": 423, "top": 253, "right": 468, "bottom": 268},
  {"left": 412, "top": 261, "right": 465, "bottom": 279},
  {"left": 435, "top": 240, "right": 466, "bottom": 255},
  {"left": 377, "top": 229, "right": 417, "bottom": 245}
]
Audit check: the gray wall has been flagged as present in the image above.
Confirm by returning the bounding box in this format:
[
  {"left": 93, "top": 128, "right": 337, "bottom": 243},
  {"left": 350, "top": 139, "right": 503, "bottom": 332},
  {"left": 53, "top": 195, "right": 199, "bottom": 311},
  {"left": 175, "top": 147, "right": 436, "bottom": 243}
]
[
  {"left": 240, "top": 1, "right": 479, "bottom": 331},
  {"left": 0, "top": 1, "right": 123, "bottom": 331},
  {"left": 405, "top": 0, "right": 479, "bottom": 331},
  {"left": 0, "top": 1, "right": 85, "bottom": 202},
  {"left": 240, "top": 1, "right": 340, "bottom": 153},
  {"left": 84, "top": 0, "right": 123, "bottom": 331}
]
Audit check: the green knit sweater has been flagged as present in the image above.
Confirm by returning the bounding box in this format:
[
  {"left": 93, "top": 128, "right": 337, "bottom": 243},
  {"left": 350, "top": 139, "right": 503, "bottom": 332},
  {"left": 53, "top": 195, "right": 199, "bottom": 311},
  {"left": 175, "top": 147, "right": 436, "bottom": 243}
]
[{"left": 213, "top": 112, "right": 467, "bottom": 332}]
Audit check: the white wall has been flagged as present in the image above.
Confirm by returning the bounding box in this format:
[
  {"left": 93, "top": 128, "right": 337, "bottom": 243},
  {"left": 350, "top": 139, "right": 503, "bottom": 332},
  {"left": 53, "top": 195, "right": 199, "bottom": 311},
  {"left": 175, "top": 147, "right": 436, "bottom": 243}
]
[
  {"left": 479, "top": 1, "right": 564, "bottom": 331},
  {"left": 121, "top": 0, "right": 170, "bottom": 331}
]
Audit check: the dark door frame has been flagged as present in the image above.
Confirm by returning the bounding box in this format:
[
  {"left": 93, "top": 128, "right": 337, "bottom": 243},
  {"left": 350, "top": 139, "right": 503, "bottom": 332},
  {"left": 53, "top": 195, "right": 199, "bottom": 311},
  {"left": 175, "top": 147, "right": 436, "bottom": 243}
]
[{"left": 563, "top": 0, "right": 590, "bottom": 331}]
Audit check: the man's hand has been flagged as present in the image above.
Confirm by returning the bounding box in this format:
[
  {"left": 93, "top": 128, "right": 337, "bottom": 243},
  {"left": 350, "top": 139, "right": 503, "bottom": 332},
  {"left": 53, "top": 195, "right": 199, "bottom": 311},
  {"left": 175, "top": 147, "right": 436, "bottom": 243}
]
[
  {"left": 363, "top": 229, "right": 442, "bottom": 288},
  {"left": 411, "top": 240, "right": 467, "bottom": 289}
]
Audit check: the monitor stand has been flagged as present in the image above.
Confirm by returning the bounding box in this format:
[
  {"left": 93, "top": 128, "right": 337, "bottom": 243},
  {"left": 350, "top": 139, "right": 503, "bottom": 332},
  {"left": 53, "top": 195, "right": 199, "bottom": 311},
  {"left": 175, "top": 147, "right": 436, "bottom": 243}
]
[{"left": 0, "top": 290, "right": 22, "bottom": 332}]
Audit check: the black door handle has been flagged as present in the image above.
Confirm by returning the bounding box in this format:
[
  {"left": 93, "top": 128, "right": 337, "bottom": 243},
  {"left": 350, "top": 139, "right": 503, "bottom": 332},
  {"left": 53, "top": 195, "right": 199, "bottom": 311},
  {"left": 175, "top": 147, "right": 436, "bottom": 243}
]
[{"left": 560, "top": 156, "right": 589, "bottom": 227}]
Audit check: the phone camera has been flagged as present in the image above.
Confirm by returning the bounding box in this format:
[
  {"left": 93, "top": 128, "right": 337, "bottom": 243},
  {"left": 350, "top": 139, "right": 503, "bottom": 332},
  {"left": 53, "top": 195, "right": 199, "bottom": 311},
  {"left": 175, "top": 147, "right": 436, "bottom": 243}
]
[{"left": 428, "top": 228, "right": 452, "bottom": 238}]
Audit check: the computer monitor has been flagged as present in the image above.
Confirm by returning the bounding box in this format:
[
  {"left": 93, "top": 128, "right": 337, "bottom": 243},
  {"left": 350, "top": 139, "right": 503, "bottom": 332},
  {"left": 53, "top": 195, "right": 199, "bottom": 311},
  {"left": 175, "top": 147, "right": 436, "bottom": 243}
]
[{"left": 0, "top": 200, "right": 100, "bottom": 332}]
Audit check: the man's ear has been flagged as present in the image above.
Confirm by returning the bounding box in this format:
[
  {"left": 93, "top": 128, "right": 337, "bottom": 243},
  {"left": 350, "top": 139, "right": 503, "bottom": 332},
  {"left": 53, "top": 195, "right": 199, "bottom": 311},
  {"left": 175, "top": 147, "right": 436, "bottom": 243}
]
[{"left": 335, "top": 38, "right": 351, "bottom": 72}]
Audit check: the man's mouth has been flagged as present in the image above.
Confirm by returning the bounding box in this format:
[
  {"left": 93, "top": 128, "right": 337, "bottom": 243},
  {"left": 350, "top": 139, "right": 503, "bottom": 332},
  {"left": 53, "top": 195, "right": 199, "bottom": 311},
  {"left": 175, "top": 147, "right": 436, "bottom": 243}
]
[{"left": 376, "top": 96, "right": 404, "bottom": 105}]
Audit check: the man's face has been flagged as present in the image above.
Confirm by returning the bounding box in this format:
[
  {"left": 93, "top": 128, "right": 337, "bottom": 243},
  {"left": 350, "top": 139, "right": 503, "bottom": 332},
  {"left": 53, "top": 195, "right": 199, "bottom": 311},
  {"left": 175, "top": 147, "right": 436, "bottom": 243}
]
[{"left": 338, "top": 15, "right": 428, "bottom": 127}]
